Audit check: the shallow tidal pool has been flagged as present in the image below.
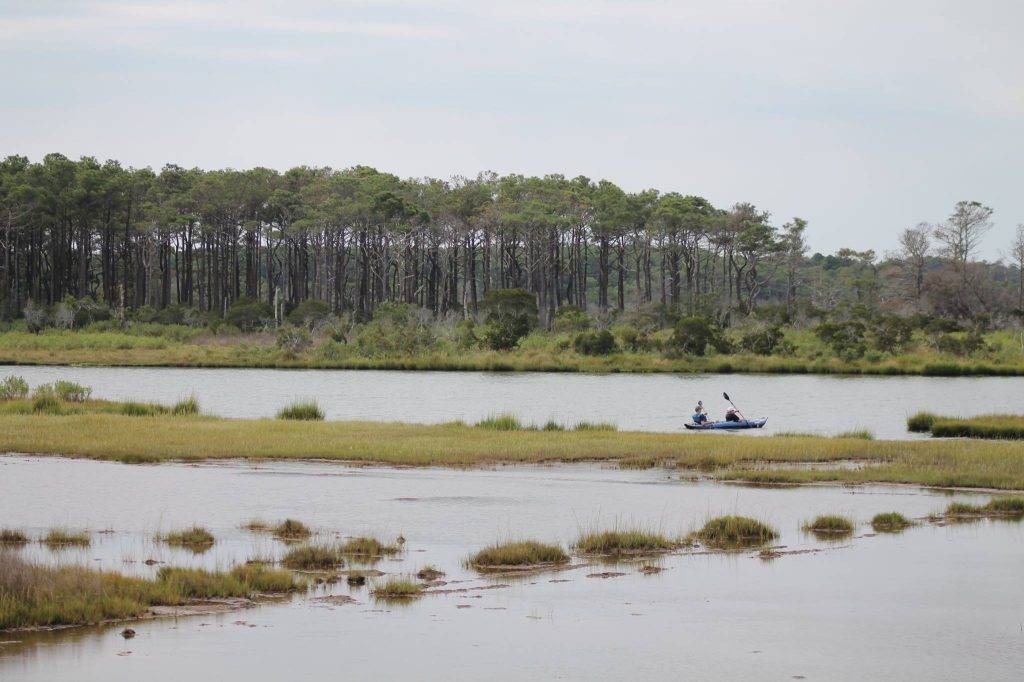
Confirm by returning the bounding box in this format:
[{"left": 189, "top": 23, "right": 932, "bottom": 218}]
[{"left": 1, "top": 455, "right": 1022, "bottom": 681}]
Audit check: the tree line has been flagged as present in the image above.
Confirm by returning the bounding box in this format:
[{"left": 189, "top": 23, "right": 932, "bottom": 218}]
[{"left": 2, "top": 153, "right": 1021, "bottom": 328}]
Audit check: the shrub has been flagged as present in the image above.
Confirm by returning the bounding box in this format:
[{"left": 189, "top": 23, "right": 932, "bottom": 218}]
[
  {"left": 551, "top": 305, "right": 592, "bottom": 333},
  {"left": 666, "top": 316, "right": 727, "bottom": 356},
  {"left": 481, "top": 288, "right": 538, "bottom": 351},
  {"left": 32, "top": 394, "right": 62, "bottom": 414},
  {"left": 23, "top": 300, "right": 48, "bottom": 333},
  {"left": 120, "top": 401, "right": 163, "bottom": 416},
  {"left": 475, "top": 413, "right": 523, "bottom": 430},
  {"left": 276, "top": 400, "right": 324, "bottom": 421},
  {"left": 272, "top": 519, "right": 311, "bottom": 541},
  {"left": 0, "top": 375, "right": 28, "bottom": 400},
  {"left": 467, "top": 540, "right": 569, "bottom": 567},
  {"left": 814, "top": 320, "right": 867, "bottom": 360},
  {"left": 51, "top": 381, "right": 91, "bottom": 402},
  {"left": 276, "top": 326, "right": 312, "bottom": 356},
  {"left": 935, "top": 332, "right": 985, "bottom": 357},
  {"left": 225, "top": 298, "right": 274, "bottom": 331},
  {"left": 287, "top": 299, "right": 333, "bottom": 328},
  {"left": 0, "top": 529, "right": 29, "bottom": 544},
  {"left": 573, "top": 329, "right": 617, "bottom": 356},
  {"left": 354, "top": 303, "right": 436, "bottom": 357},
  {"left": 739, "top": 326, "right": 786, "bottom": 356},
  {"left": 871, "top": 315, "right": 913, "bottom": 353},
  {"left": 613, "top": 324, "right": 651, "bottom": 352}
]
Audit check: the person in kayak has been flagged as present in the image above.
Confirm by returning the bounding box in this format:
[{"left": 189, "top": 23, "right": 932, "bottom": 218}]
[
  {"left": 692, "top": 401, "right": 708, "bottom": 424},
  {"left": 725, "top": 407, "right": 741, "bottom": 422}
]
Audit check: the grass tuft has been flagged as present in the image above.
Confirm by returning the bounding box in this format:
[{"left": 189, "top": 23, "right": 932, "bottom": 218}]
[
  {"left": 272, "top": 519, "right": 311, "bottom": 541},
  {"left": 695, "top": 516, "right": 778, "bottom": 548},
  {"left": 276, "top": 400, "right": 324, "bottom": 421},
  {"left": 572, "top": 421, "right": 617, "bottom": 432},
  {"left": 907, "top": 412, "right": 938, "bottom": 433},
  {"left": 574, "top": 529, "right": 677, "bottom": 555},
  {"left": 804, "top": 514, "right": 855, "bottom": 535},
  {"left": 466, "top": 540, "right": 569, "bottom": 568},
  {"left": 835, "top": 430, "right": 873, "bottom": 440},
  {"left": 159, "top": 526, "right": 215, "bottom": 550},
  {"left": 474, "top": 413, "right": 523, "bottom": 430},
  {"left": 0, "top": 529, "right": 29, "bottom": 545},
  {"left": 281, "top": 545, "right": 345, "bottom": 570},
  {"left": 41, "top": 528, "right": 90, "bottom": 548},
  {"left": 372, "top": 578, "right": 424, "bottom": 600},
  {"left": 871, "top": 512, "right": 911, "bottom": 532},
  {"left": 171, "top": 395, "right": 200, "bottom": 415},
  {"left": 240, "top": 519, "right": 270, "bottom": 532},
  {"left": 337, "top": 536, "right": 401, "bottom": 557}
]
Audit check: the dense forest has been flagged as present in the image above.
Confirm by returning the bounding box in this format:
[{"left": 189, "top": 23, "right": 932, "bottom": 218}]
[{"left": 2, "top": 153, "right": 1022, "bottom": 331}]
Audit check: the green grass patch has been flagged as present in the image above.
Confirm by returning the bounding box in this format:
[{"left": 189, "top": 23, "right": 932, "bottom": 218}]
[
  {"left": 281, "top": 545, "right": 345, "bottom": 570},
  {"left": 475, "top": 413, "right": 523, "bottom": 430},
  {"left": 835, "top": 430, "right": 873, "bottom": 440},
  {"left": 372, "top": 578, "right": 423, "bottom": 600},
  {"left": 171, "top": 395, "right": 200, "bottom": 416},
  {"left": 466, "top": 540, "right": 569, "bottom": 568},
  {"left": 41, "top": 528, "right": 90, "bottom": 548},
  {"left": 804, "top": 515, "right": 855, "bottom": 535},
  {"left": 572, "top": 421, "right": 617, "bottom": 432},
  {"left": 574, "top": 529, "right": 677, "bottom": 555},
  {"left": 276, "top": 400, "right": 324, "bottom": 421},
  {"left": 695, "top": 516, "right": 778, "bottom": 548},
  {"left": 337, "top": 536, "right": 401, "bottom": 557},
  {"left": 871, "top": 512, "right": 911, "bottom": 532},
  {"left": 159, "top": 526, "right": 215, "bottom": 550},
  {"left": 907, "top": 412, "right": 937, "bottom": 433}
]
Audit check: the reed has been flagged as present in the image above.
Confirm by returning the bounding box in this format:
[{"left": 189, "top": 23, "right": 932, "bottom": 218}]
[
  {"left": 276, "top": 400, "right": 324, "bottom": 421},
  {"left": 272, "top": 519, "right": 311, "bottom": 541},
  {"left": 466, "top": 540, "right": 569, "bottom": 568},
  {"left": 574, "top": 529, "right": 677, "bottom": 554},
  {"left": 0, "top": 529, "right": 29, "bottom": 545},
  {"left": 695, "top": 516, "right": 778, "bottom": 548},
  {"left": 281, "top": 545, "right": 345, "bottom": 570},
  {"left": 41, "top": 528, "right": 90, "bottom": 548}
]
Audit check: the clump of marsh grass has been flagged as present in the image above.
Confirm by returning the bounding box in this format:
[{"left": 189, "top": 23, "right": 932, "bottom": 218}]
[
  {"left": 41, "top": 528, "right": 90, "bottom": 548},
  {"left": 573, "top": 421, "right": 617, "bottom": 432},
  {"left": 276, "top": 400, "right": 324, "bottom": 421},
  {"left": 474, "top": 413, "right": 523, "bottom": 430},
  {"left": 907, "top": 412, "right": 937, "bottom": 433},
  {"left": 272, "top": 519, "right": 311, "bottom": 542},
  {"left": 281, "top": 545, "right": 346, "bottom": 570},
  {"left": 574, "top": 529, "right": 678, "bottom": 555},
  {"left": 240, "top": 519, "right": 270, "bottom": 532},
  {"left": 804, "top": 515, "right": 855, "bottom": 536},
  {"left": 835, "top": 430, "right": 873, "bottom": 440},
  {"left": 227, "top": 564, "right": 296, "bottom": 593},
  {"left": 0, "top": 375, "right": 29, "bottom": 400},
  {"left": 772, "top": 431, "right": 817, "bottom": 438},
  {"left": 871, "top": 512, "right": 912, "bottom": 532},
  {"left": 0, "top": 529, "right": 29, "bottom": 545},
  {"left": 416, "top": 565, "right": 445, "bottom": 581},
  {"left": 119, "top": 401, "right": 165, "bottom": 417},
  {"left": 337, "top": 536, "right": 401, "bottom": 557},
  {"left": 541, "top": 420, "right": 565, "bottom": 431},
  {"left": 372, "top": 578, "right": 424, "bottom": 600},
  {"left": 32, "top": 394, "right": 62, "bottom": 415},
  {"left": 171, "top": 395, "right": 200, "bottom": 416},
  {"left": 944, "top": 501, "right": 985, "bottom": 517},
  {"left": 159, "top": 526, "right": 215, "bottom": 550},
  {"left": 694, "top": 516, "right": 778, "bottom": 548},
  {"left": 33, "top": 381, "right": 91, "bottom": 402},
  {"left": 985, "top": 496, "right": 1024, "bottom": 515},
  {"left": 466, "top": 540, "right": 569, "bottom": 568}
]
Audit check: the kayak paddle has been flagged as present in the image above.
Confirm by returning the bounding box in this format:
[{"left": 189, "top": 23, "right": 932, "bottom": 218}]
[{"left": 722, "top": 391, "right": 745, "bottom": 420}]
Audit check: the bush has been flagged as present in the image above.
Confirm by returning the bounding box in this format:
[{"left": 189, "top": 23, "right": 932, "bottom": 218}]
[
  {"left": 225, "top": 298, "right": 274, "bottom": 331},
  {"left": 480, "top": 288, "right": 538, "bottom": 351},
  {"left": 23, "top": 300, "right": 48, "bottom": 333},
  {"left": 276, "top": 326, "right": 312, "bottom": 356},
  {"left": 666, "top": 316, "right": 726, "bottom": 356},
  {"left": 277, "top": 400, "right": 324, "bottom": 421},
  {"left": 613, "top": 325, "right": 651, "bottom": 352},
  {"left": 0, "top": 375, "right": 29, "bottom": 400},
  {"left": 814, "top": 320, "right": 867, "bottom": 360},
  {"left": 935, "top": 332, "right": 985, "bottom": 357},
  {"left": 739, "top": 326, "right": 786, "bottom": 355},
  {"left": 354, "top": 303, "right": 436, "bottom": 357},
  {"left": 287, "top": 299, "right": 333, "bottom": 328},
  {"left": 48, "top": 381, "right": 91, "bottom": 402},
  {"left": 573, "top": 329, "right": 617, "bottom": 356},
  {"left": 551, "top": 306, "right": 592, "bottom": 333},
  {"left": 871, "top": 315, "right": 913, "bottom": 353}
]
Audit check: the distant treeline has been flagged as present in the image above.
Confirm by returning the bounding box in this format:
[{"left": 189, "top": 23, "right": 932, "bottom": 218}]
[{"left": 1, "top": 153, "right": 1022, "bottom": 327}]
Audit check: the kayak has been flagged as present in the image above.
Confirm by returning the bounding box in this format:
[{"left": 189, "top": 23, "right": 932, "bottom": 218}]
[{"left": 684, "top": 418, "right": 767, "bottom": 431}]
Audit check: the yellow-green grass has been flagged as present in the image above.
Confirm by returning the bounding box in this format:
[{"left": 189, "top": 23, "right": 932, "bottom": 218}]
[
  {"left": 694, "top": 516, "right": 778, "bottom": 548},
  {"left": 158, "top": 526, "right": 215, "bottom": 550},
  {"left": 281, "top": 545, "right": 346, "bottom": 570},
  {"left": 803, "top": 515, "right": 855, "bottom": 535},
  {"left": 944, "top": 497, "right": 1024, "bottom": 518},
  {"left": 276, "top": 401, "right": 324, "bottom": 421},
  {"left": 41, "top": 528, "right": 90, "bottom": 548},
  {"left": 272, "top": 519, "right": 311, "bottom": 541},
  {"left": 924, "top": 414, "right": 1024, "bottom": 440},
  {"left": 871, "top": 512, "right": 912, "bottom": 532},
  {"left": 466, "top": 541, "right": 569, "bottom": 568},
  {"left": 372, "top": 578, "right": 424, "bottom": 600},
  {"left": 907, "top": 412, "right": 938, "bottom": 433},
  {"left": 337, "top": 537, "right": 401, "bottom": 557},
  {"left": 573, "top": 529, "right": 678, "bottom": 555},
  {"left": 5, "top": 329, "right": 1024, "bottom": 377},
  {"left": 0, "top": 554, "right": 293, "bottom": 630},
  {"left": 0, "top": 529, "right": 29, "bottom": 545},
  {"left": 7, "top": 412, "right": 1024, "bottom": 490}
]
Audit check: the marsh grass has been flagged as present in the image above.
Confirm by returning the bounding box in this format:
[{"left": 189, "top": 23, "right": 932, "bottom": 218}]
[
  {"left": 337, "top": 537, "right": 400, "bottom": 557},
  {"left": 0, "top": 554, "right": 292, "bottom": 630},
  {"left": 159, "top": 526, "right": 215, "bottom": 550},
  {"left": 120, "top": 401, "right": 167, "bottom": 417},
  {"left": 0, "top": 375, "right": 28, "bottom": 400},
  {"left": 574, "top": 529, "right": 677, "bottom": 555},
  {"left": 907, "top": 412, "right": 938, "bottom": 433},
  {"left": 572, "top": 421, "right": 617, "bottom": 432},
  {"left": 475, "top": 413, "right": 523, "bottom": 430},
  {"left": 804, "top": 515, "right": 855, "bottom": 536},
  {"left": 276, "top": 400, "right": 324, "bottom": 421},
  {"left": 695, "top": 516, "right": 778, "bottom": 548},
  {"left": 941, "top": 497, "right": 1024, "bottom": 518},
  {"left": 41, "top": 528, "right": 90, "bottom": 548},
  {"left": 835, "top": 430, "right": 873, "bottom": 440},
  {"left": 0, "top": 529, "right": 29, "bottom": 545},
  {"left": 171, "top": 395, "right": 200, "bottom": 416},
  {"left": 372, "top": 578, "right": 423, "bottom": 600},
  {"left": 271, "top": 519, "right": 311, "bottom": 541},
  {"left": 466, "top": 541, "right": 569, "bottom": 568},
  {"left": 32, "top": 394, "right": 62, "bottom": 415},
  {"left": 241, "top": 519, "right": 270, "bottom": 532},
  {"left": 926, "top": 415, "right": 1024, "bottom": 440},
  {"left": 871, "top": 512, "right": 911, "bottom": 532},
  {"left": 281, "top": 545, "right": 345, "bottom": 570},
  {"left": 416, "top": 565, "right": 445, "bottom": 581}
]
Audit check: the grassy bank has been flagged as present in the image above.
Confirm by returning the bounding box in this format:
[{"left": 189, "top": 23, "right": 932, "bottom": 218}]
[
  {"left": 4, "top": 411, "right": 1024, "bottom": 489},
  {"left": 908, "top": 413, "right": 1024, "bottom": 440},
  {"left": 3, "top": 329, "right": 1024, "bottom": 377}
]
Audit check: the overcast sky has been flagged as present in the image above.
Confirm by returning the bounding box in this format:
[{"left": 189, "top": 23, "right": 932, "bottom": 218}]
[{"left": 1, "top": 0, "right": 1022, "bottom": 257}]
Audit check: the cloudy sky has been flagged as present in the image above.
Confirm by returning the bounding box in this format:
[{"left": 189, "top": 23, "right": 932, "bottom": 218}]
[{"left": 1, "top": 0, "right": 1022, "bottom": 257}]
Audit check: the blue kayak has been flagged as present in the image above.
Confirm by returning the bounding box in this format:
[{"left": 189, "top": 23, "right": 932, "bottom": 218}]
[{"left": 684, "top": 418, "right": 767, "bottom": 431}]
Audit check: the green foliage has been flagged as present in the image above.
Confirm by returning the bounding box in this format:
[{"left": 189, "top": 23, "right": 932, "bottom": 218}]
[
  {"left": 871, "top": 512, "right": 911, "bottom": 532},
  {"left": 172, "top": 395, "right": 200, "bottom": 415},
  {"left": 373, "top": 579, "right": 424, "bottom": 599},
  {"left": 354, "top": 303, "right": 435, "bottom": 357},
  {"left": 160, "top": 526, "right": 215, "bottom": 549},
  {"left": 481, "top": 288, "right": 538, "bottom": 351},
  {"left": 276, "top": 400, "right": 324, "bottom": 421},
  {"left": 907, "top": 412, "right": 937, "bottom": 432},
  {"left": 573, "top": 329, "right": 617, "bottom": 355},
  {"left": 281, "top": 545, "right": 345, "bottom": 570},
  {"left": 803, "top": 515, "right": 854, "bottom": 534},
  {"left": 32, "top": 394, "right": 62, "bottom": 414},
  {"left": 276, "top": 326, "right": 312, "bottom": 356},
  {"left": 225, "top": 298, "right": 274, "bottom": 332},
  {"left": 667, "top": 316, "right": 727, "bottom": 356},
  {"left": 870, "top": 314, "right": 913, "bottom": 353},
  {"left": 551, "top": 305, "right": 592, "bottom": 333},
  {"left": 287, "top": 299, "right": 333, "bottom": 328},
  {"left": 467, "top": 540, "right": 569, "bottom": 567},
  {"left": 814, "top": 320, "right": 867, "bottom": 360},
  {"left": 612, "top": 324, "right": 652, "bottom": 352},
  {"left": 0, "top": 375, "right": 28, "bottom": 400},
  {"left": 935, "top": 331, "right": 985, "bottom": 357},
  {"left": 695, "top": 516, "right": 778, "bottom": 548},
  {"left": 475, "top": 413, "right": 524, "bottom": 430},
  {"left": 739, "top": 326, "right": 787, "bottom": 355},
  {"left": 574, "top": 529, "right": 677, "bottom": 554}
]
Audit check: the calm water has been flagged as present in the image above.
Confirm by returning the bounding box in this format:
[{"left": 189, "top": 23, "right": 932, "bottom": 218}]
[
  {"left": 4, "top": 365, "right": 1024, "bottom": 438},
  {"left": 1, "top": 456, "right": 1022, "bottom": 681}
]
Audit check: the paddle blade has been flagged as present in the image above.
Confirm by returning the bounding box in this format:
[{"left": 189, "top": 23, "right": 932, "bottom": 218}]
[{"left": 723, "top": 392, "right": 730, "bottom": 401}]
